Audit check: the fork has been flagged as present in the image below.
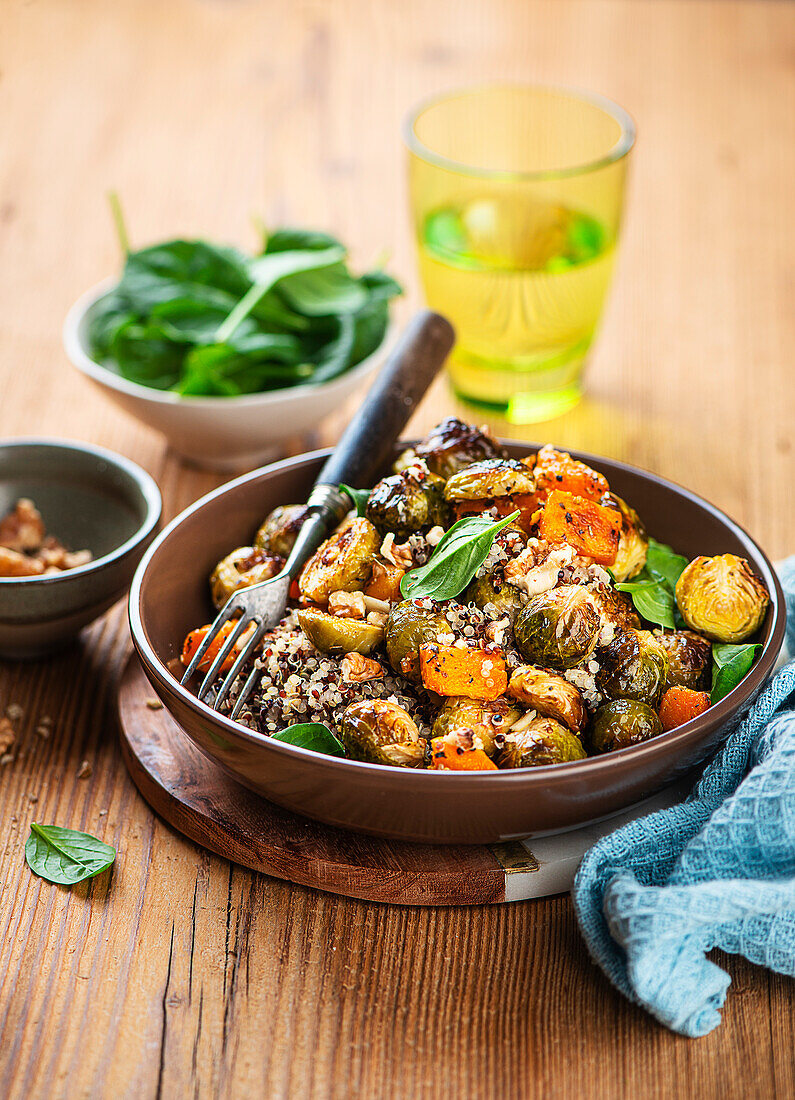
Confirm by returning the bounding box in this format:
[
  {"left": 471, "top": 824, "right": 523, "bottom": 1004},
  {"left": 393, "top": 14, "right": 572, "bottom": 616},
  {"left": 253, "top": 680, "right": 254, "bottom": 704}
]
[{"left": 180, "top": 310, "right": 455, "bottom": 719}]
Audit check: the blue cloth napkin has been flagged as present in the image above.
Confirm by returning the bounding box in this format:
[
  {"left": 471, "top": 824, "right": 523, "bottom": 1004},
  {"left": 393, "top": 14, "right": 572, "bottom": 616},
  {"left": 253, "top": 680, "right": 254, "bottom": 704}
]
[{"left": 572, "top": 556, "right": 795, "bottom": 1037}]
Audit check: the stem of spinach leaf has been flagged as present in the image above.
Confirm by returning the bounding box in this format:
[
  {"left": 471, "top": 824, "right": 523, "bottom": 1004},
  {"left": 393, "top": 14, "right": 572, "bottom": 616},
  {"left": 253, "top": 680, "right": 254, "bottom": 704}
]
[{"left": 108, "top": 190, "right": 130, "bottom": 256}]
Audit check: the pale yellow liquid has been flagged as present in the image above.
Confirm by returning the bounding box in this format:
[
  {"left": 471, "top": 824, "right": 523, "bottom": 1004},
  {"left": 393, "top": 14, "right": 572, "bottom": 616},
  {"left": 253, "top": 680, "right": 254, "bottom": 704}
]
[{"left": 418, "top": 198, "right": 616, "bottom": 421}]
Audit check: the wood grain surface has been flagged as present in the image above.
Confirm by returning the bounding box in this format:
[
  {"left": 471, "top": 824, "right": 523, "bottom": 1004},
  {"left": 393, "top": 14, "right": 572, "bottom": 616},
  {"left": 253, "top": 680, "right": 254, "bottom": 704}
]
[{"left": 1, "top": 1, "right": 793, "bottom": 1097}]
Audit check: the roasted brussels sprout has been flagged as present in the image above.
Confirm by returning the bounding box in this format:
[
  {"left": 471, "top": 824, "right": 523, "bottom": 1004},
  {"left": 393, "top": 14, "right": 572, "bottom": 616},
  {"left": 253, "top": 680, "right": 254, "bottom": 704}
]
[
  {"left": 675, "top": 554, "right": 769, "bottom": 643},
  {"left": 210, "top": 547, "right": 282, "bottom": 610},
  {"left": 384, "top": 600, "right": 450, "bottom": 683},
  {"left": 365, "top": 469, "right": 450, "bottom": 538},
  {"left": 340, "top": 699, "right": 425, "bottom": 767},
  {"left": 656, "top": 630, "right": 712, "bottom": 691},
  {"left": 297, "top": 609, "right": 384, "bottom": 656},
  {"left": 444, "top": 459, "right": 536, "bottom": 502},
  {"left": 590, "top": 699, "right": 662, "bottom": 753},
  {"left": 408, "top": 417, "right": 507, "bottom": 480},
  {"left": 298, "top": 517, "right": 380, "bottom": 604},
  {"left": 507, "top": 665, "right": 588, "bottom": 733},
  {"left": 464, "top": 572, "right": 525, "bottom": 620},
  {"left": 255, "top": 504, "right": 310, "bottom": 558},
  {"left": 604, "top": 494, "right": 648, "bottom": 582},
  {"left": 596, "top": 629, "right": 669, "bottom": 707},
  {"left": 431, "top": 697, "right": 522, "bottom": 757},
  {"left": 590, "top": 585, "right": 641, "bottom": 634},
  {"left": 513, "top": 585, "right": 601, "bottom": 669},
  {"left": 496, "top": 716, "right": 587, "bottom": 768}
]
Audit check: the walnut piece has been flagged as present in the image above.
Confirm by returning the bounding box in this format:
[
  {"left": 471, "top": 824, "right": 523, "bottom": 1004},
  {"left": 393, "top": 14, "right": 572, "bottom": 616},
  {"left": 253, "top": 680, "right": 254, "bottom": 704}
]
[
  {"left": 340, "top": 653, "right": 385, "bottom": 683},
  {"left": 328, "top": 590, "right": 366, "bottom": 619},
  {"left": 0, "top": 498, "right": 45, "bottom": 552}
]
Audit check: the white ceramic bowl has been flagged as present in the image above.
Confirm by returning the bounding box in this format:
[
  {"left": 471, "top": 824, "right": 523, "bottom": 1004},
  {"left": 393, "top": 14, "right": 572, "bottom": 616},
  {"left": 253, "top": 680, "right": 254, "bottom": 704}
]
[{"left": 63, "top": 280, "right": 393, "bottom": 472}]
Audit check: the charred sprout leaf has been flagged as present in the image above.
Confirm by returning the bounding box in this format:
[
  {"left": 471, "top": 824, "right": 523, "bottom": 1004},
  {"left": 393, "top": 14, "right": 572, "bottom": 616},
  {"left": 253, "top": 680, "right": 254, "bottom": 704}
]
[
  {"left": 270, "top": 722, "right": 345, "bottom": 756},
  {"left": 339, "top": 484, "right": 371, "bottom": 517},
  {"left": 711, "top": 643, "right": 762, "bottom": 704},
  {"left": 25, "top": 823, "right": 116, "bottom": 886},
  {"left": 400, "top": 511, "right": 520, "bottom": 601}
]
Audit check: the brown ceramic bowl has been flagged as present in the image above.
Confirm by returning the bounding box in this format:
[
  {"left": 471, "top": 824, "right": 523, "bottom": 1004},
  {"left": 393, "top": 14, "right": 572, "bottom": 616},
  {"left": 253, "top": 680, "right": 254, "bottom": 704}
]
[{"left": 129, "top": 444, "right": 785, "bottom": 844}]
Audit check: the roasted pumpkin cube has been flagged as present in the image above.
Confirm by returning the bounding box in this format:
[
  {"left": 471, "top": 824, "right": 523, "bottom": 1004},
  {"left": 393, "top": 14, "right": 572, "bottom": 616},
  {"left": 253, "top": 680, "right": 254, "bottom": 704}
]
[
  {"left": 538, "top": 490, "right": 622, "bottom": 565},
  {"left": 532, "top": 445, "right": 609, "bottom": 503},
  {"left": 419, "top": 644, "right": 507, "bottom": 700}
]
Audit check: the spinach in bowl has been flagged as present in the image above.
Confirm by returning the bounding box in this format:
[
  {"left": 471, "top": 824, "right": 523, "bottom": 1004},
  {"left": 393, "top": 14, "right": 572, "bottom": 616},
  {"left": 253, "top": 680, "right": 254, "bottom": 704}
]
[{"left": 89, "top": 215, "right": 401, "bottom": 398}]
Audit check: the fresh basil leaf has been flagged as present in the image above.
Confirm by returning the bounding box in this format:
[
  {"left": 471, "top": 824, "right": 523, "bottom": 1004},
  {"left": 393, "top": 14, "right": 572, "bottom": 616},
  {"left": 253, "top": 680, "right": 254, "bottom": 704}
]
[
  {"left": 271, "top": 722, "right": 345, "bottom": 756},
  {"left": 711, "top": 643, "right": 761, "bottom": 704},
  {"left": 339, "top": 484, "right": 370, "bottom": 517},
  {"left": 646, "top": 538, "right": 689, "bottom": 591},
  {"left": 615, "top": 576, "right": 676, "bottom": 629},
  {"left": 25, "top": 823, "right": 116, "bottom": 886},
  {"left": 401, "top": 511, "right": 520, "bottom": 601}
]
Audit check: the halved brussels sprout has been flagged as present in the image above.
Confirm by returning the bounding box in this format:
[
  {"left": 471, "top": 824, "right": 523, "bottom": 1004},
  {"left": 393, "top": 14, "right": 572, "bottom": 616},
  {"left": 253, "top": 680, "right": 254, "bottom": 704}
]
[
  {"left": 590, "top": 699, "right": 662, "bottom": 753},
  {"left": 656, "top": 630, "right": 712, "bottom": 691},
  {"left": 409, "top": 417, "right": 507, "bottom": 480},
  {"left": 255, "top": 504, "right": 310, "bottom": 558},
  {"left": 444, "top": 459, "right": 536, "bottom": 502},
  {"left": 384, "top": 600, "right": 449, "bottom": 683},
  {"left": 431, "top": 697, "right": 522, "bottom": 757},
  {"left": 596, "top": 629, "right": 669, "bottom": 707},
  {"left": 298, "top": 517, "right": 380, "bottom": 604},
  {"left": 604, "top": 494, "right": 648, "bottom": 582},
  {"left": 513, "top": 585, "right": 601, "bottom": 669},
  {"left": 496, "top": 716, "right": 587, "bottom": 768},
  {"left": 340, "top": 699, "right": 426, "bottom": 767},
  {"left": 365, "top": 470, "right": 451, "bottom": 538},
  {"left": 297, "top": 609, "right": 384, "bottom": 656},
  {"left": 590, "top": 586, "right": 641, "bottom": 633},
  {"left": 507, "top": 665, "right": 588, "bottom": 733},
  {"left": 675, "top": 554, "right": 769, "bottom": 643},
  {"left": 210, "top": 547, "right": 282, "bottom": 610},
  {"left": 464, "top": 572, "right": 525, "bottom": 621}
]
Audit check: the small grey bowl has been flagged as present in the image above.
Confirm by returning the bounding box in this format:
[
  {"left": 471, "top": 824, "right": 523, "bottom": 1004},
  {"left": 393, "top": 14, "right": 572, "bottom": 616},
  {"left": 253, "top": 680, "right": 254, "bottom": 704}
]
[{"left": 0, "top": 440, "right": 161, "bottom": 659}]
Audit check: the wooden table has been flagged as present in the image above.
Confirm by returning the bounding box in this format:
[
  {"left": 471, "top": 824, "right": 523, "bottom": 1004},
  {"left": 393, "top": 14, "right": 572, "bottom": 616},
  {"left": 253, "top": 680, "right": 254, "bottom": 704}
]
[{"left": 1, "top": 1, "right": 793, "bottom": 1096}]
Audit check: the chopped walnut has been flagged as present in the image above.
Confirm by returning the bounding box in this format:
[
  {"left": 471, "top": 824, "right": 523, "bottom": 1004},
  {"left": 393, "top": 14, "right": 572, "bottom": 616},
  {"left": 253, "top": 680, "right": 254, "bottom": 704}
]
[
  {"left": 391, "top": 541, "right": 414, "bottom": 569},
  {"left": 0, "top": 498, "right": 45, "bottom": 552},
  {"left": 340, "top": 653, "right": 385, "bottom": 683},
  {"left": 328, "top": 590, "right": 366, "bottom": 619},
  {"left": 426, "top": 526, "right": 445, "bottom": 547},
  {"left": 485, "top": 617, "right": 511, "bottom": 646},
  {"left": 0, "top": 547, "right": 45, "bottom": 577}
]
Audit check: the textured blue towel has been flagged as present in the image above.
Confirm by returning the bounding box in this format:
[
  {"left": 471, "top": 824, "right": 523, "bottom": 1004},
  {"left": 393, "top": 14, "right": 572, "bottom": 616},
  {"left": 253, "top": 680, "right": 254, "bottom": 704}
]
[{"left": 572, "top": 556, "right": 795, "bottom": 1037}]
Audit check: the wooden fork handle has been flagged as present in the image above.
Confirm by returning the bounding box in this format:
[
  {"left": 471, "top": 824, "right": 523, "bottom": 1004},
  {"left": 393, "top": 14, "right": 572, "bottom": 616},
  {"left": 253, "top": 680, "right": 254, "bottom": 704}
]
[{"left": 315, "top": 310, "right": 455, "bottom": 491}]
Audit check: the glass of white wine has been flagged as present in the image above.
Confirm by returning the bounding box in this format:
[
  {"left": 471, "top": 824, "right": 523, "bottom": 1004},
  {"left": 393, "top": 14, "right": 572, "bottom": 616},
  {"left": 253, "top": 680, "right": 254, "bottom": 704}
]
[{"left": 404, "top": 85, "right": 635, "bottom": 422}]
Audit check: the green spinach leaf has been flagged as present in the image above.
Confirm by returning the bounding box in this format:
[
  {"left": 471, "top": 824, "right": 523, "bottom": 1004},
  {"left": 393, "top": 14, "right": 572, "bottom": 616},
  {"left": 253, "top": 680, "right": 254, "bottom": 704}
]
[
  {"left": 25, "top": 823, "right": 116, "bottom": 886},
  {"left": 271, "top": 722, "right": 345, "bottom": 756},
  {"left": 645, "top": 538, "right": 689, "bottom": 590},
  {"left": 400, "top": 511, "right": 520, "bottom": 601},
  {"left": 339, "top": 484, "right": 371, "bottom": 517},
  {"left": 711, "top": 643, "right": 762, "bottom": 704}
]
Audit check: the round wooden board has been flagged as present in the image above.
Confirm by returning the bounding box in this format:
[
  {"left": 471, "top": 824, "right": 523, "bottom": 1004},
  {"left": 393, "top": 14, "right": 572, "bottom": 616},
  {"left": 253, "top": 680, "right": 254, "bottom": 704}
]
[{"left": 118, "top": 656, "right": 689, "bottom": 906}]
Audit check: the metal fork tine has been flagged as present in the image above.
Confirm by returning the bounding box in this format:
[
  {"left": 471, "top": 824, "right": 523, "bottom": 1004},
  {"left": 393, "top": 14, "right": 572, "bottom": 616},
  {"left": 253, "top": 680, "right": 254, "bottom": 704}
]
[
  {"left": 229, "top": 660, "right": 265, "bottom": 721},
  {"left": 214, "top": 619, "right": 269, "bottom": 713},
  {"left": 180, "top": 601, "right": 240, "bottom": 686},
  {"left": 196, "top": 613, "right": 253, "bottom": 701}
]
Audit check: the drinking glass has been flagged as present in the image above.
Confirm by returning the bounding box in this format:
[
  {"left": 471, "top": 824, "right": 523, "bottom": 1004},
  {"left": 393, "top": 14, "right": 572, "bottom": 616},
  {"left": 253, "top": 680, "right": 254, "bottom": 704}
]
[{"left": 404, "top": 85, "right": 634, "bottom": 422}]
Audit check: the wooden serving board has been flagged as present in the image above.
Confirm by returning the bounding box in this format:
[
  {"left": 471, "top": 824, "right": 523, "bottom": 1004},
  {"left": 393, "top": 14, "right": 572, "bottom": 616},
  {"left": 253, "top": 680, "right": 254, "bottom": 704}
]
[{"left": 118, "top": 656, "right": 689, "bottom": 906}]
